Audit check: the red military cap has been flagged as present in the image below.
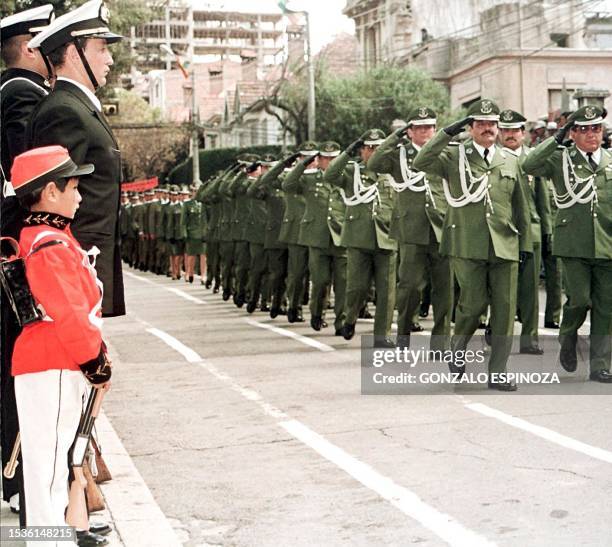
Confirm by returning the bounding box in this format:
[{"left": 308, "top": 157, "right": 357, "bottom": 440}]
[{"left": 9, "top": 146, "right": 94, "bottom": 198}]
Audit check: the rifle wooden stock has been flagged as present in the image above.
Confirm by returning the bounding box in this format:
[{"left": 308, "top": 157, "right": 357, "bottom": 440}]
[
  {"left": 66, "top": 466, "right": 89, "bottom": 530},
  {"left": 66, "top": 386, "right": 107, "bottom": 529},
  {"left": 83, "top": 459, "right": 105, "bottom": 512}
]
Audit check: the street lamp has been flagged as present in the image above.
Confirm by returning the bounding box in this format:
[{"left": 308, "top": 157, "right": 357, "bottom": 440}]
[
  {"left": 160, "top": 43, "right": 201, "bottom": 184},
  {"left": 279, "top": 1, "right": 316, "bottom": 140}
]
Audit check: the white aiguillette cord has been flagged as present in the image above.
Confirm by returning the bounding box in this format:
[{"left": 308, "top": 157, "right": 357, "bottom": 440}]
[
  {"left": 392, "top": 146, "right": 437, "bottom": 209},
  {"left": 340, "top": 163, "right": 380, "bottom": 207},
  {"left": 443, "top": 143, "right": 493, "bottom": 213},
  {"left": 553, "top": 148, "right": 598, "bottom": 212}
]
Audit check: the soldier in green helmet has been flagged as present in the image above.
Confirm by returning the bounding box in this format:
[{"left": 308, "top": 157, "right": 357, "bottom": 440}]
[
  {"left": 522, "top": 105, "right": 612, "bottom": 383},
  {"left": 498, "top": 109, "right": 553, "bottom": 355},
  {"left": 414, "top": 99, "right": 532, "bottom": 391},
  {"left": 131, "top": 191, "right": 145, "bottom": 269},
  {"left": 368, "top": 106, "right": 451, "bottom": 350},
  {"left": 181, "top": 184, "right": 205, "bottom": 283},
  {"left": 223, "top": 154, "right": 260, "bottom": 307},
  {"left": 281, "top": 142, "right": 318, "bottom": 323},
  {"left": 245, "top": 154, "right": 276, "bottom": 313},
  {"left": 283, "top": 141, "right": 347, "bottom": 333},
  {"left": 325, "top": 129, "right": 398, "bottom": 346},
  {"left": 166, "top": 185, "right": 184, "bottom": 279},
  {"left": 250, "top": 152, "right": 300, "bottom": 317}
]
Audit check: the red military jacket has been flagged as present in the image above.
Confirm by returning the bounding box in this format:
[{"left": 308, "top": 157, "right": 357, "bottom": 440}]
[{"left": 12, "top": 213, "right": 103, "bottom": 376}]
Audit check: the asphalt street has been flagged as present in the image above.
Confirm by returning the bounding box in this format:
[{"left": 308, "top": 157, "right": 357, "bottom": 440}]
[{"left": 99, "top": 267, "right": 612, "bottom": 547}]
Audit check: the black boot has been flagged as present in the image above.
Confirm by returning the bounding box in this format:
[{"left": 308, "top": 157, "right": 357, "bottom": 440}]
[
  {"left": 560, "top": 333, "right": 578, "bottom": 372},
  {"left": 341, "top": 323, "right": 355, "bottom": 340},
  {"left": 310, "top": 316, "right": 323, "bottom": 331}
]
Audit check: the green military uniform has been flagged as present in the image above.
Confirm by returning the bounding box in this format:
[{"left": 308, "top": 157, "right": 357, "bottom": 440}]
[
  {"left": 167, "top": 187, "right": 184, "bottom": 256},
  {"left": 498, "top": 109, "right": 553, "bottom": 353},
  {"left": 144, "top": 190, "right": 156, "bottom": 272},
  {"left": 325, "top": 129, "right": 398, "bottom": 341},
  {"left": 226, "top": 159, "right": 259, "bottom": 306},
  {"left": 244, "top": 155, "right": 276, "bottom": 312},
  {"left": 160, "top": 190, "right": 174, "bottom": 276},
  {"left": 181, "top": 195, "right": 205, "bottom": 255},
  {"left": 368, "top": 107, "right": 451, "bottom": 349},
  {"left": 413, "top": 100, "right": 531, "bottom": 384},
  {"left": 543, "top": 177, "right": 562, "bottom": 327},
  {"left": 197, "top": 172, "right": 225, "bottom": 290},
  {"left": 131, "top": 195, "right": 146, "bottom": 269},
  {"left": 251, "top": 156, "right": 291, "bottom": 317},
  {"left": 280, "top": 142, "right": 317, "bottom": 322},
  {"left": 146, "top": 190, "right": 161, "bottom": 273},
  {"left": 522, "top": 105, "right": 612, "bottom": 381},
  {"left": 154, "top": 189, "right": 169, "bottom": 275},
  {"left": 283, "top": 142, "right": 347, "bottom": 333}
]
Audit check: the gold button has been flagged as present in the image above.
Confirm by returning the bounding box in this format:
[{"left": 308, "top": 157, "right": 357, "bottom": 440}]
[
  {"left": 425, "top": 203, "right": 429, "bottom": 207},
  {"left": 327, "top": 216, "right": 331, "bottom": 220},
  {"left": 593, "top": 213, "right": 598, "bottom": 218},
  {"left": 451, "top": 224, "right": 456, "bottom": 228},
  {"left": 486, "top": 213, "right": 491, "bottom": 218},
  {"left": 328, "top": 207, "right": 332, "bottom": 211}
]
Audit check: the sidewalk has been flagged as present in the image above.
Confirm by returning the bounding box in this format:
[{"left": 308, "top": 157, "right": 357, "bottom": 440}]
[{"left": 0, "top": 411, "right": 181, "bottom": 547}]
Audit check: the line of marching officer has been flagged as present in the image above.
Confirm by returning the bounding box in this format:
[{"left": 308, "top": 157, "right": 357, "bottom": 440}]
[{"left": 155, "top": 99, "right": 610, "bottom": 392}]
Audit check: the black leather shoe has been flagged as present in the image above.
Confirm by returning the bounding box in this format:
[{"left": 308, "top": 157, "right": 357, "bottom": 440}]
[
  {"left": 334, "top": 329, "right": 343, "bottom": 336},
  {"left": 419, "top": 307, "right": 429, "bottom": 318},
  {"left": 374, "top": 336, "right": 396, "bottom": 348},
  {"left": 448, "top": 361, "right": 465, "bottom": 378},
  {"left": 520, "top": 346, "right": 544, "bottom": 355},
  {"left": 76, "top": 530, "right": 108, "bottom": 547},
  {"left": 477, "top": 322, "right": 487, "bottom": 329},
  {"left": 310, "top": 316, "right": 323, "bottom": 331},
  {"left": 341, "top": 323, "right": 355, "bottom": 340},
  {"left": 246, "top": 301, "right": 257, "bottom": 314},
  {"left": 222, "top": 288, "right": 231, "bottom": 301},
  {"left": 410, "top": 322, "right": 424, "bottom": 332},
  {"left": 560, "top": 334, "right": 578, "bottom": 372},
  {"left": 260, "top": 304, "right": 270, "bottom": 312},
  {"left": 89, "top": 522, "right": 111, "bottom": 536},
  {"left": 321, "top": 320, "right": 328, "bottom": 328},
  {"left": 358, "top": 307, "right": 372, "bottom": 319},
  {"left": 287, "top": 308, "right": 298, "bottom": 323},
  {"left": 213, "top": 284, "right": 220, "bottom": 294},
  {"left": 234, "top": 292, "right": 245, "bottom": 308},
  {"left": 270, "top": 306, "right": 280, "bottom": 319},
  {"left": 396, "top": 334, "right": 410, "bottom": 349},
  {"left": 589, "top": 370, "right": 612, "bottom": 383},
  {"left": 544, "top": 321, "right": 560, "bottom": 329},
  {"left": 484, "top": 325, "right": 492, "bottom": 346},
  {"left": 488, "top": 379, "right": 518, "bottom": 391},
  {"left": 295, "top": 311, "right": 305, "bottom": 322},
  {"left": 205, "top": 280, "right": 212, "bottom": 289}
]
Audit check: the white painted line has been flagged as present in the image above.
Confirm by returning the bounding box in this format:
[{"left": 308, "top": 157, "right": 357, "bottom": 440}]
[
  {"left": 146, "top": 326, "right": 494, "bottom": 547},
  {"left": 124, "top": 271, "right": 206, "bottom": 305},
  {"left": 282, "top": 418, "right": 495, "bottom": 547},
  {"left": 146, "top": 327, "right": 201, "bottom": 362},
  {"left": 465, "top": 402, "right": 612, "bottom": 465},
  {"left": 96, "top": 412, "right": 182, "bottom": 547},
  {"left": 244, "top": 318, "right": 335, "bottom": 353}
]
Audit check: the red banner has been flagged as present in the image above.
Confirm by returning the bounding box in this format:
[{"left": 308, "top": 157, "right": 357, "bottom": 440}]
[{"left": 121, "top": 177, "right": 159, "bottom": 192}]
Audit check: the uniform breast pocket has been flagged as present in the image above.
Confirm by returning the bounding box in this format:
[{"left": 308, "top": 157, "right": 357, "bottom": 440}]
[{"left": 499, "top": 170, "right": 517, "bottom": 195}]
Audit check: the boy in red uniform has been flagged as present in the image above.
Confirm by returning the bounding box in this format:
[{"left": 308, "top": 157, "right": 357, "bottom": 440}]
[{"left": 8, "top": 145, "right": 111, "bottom": 545}]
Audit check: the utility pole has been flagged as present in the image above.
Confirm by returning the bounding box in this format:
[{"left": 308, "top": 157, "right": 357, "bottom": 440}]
[
  {"left": 191, "top": 67, "right": 201, "bottom": 185},
  {"left": 160, "top": 43, "right": 201, "bottom": 184},
  {"left": 305, "top": 10, "right": 316, "bottom": 141}
]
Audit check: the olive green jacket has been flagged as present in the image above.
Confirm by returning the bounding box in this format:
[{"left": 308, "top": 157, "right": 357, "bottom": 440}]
[
  {"left": 324, "top": 151, "right": 397, "bottom": 252},
  {"left": 522, "top": 137, "right": 612, "bottom": 259},
  {"left": 147, "top": 200, "right": 163, "bottom": 238},
  {"left": 180, "top": 199, "right": 205, "bottom": 240},
  {"left": 413, "top": 130, "right": 531, "bottom": 261},
  {"left": 249, "top": 161, "right": 288, "bottom": 250},
  {"left": 282, "top": 163, "right": 345, "bottom": 249},
  {"left": 368, "top": 134, "right": 447, "bottom": 245},
  {"left": 279, "top": 168, "right": 306, "bottom": 246}
]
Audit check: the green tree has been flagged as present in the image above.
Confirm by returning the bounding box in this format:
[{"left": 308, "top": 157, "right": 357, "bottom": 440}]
[{"left": 268, "top": 63, "right": 458, "bottom": 146}]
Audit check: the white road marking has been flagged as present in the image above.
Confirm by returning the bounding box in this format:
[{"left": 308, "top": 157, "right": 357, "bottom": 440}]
[
  {"left": 244, "top": 318, "right": 336, "bottom": 352},
  {"left": 146, "top": 325, "right": 495, "bottom": 547},
  {"left": 124, "top": 270, "right": 206, "bottom": 304},
  {"left": 465, "top": 402, "right": 612, "bottom": 465}
]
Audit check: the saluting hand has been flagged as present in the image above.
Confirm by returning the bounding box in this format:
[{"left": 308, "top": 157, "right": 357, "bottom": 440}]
[
  {"left": 283, "top": 152, "right": 301, "bottom": 167},
  {"left": 444, "top": 117, "right": 472, "bottom": 137},
  {"left": 393, "top": 123, "right": 411, "bottom": 137},
  {"left": 554, "top": 120, "right": 574, "bottom": 144},
  {"left": 346, "top": 139, "right": 364, "bottom": 155},
  {"left": 301, "top": 153, "right": 319, "bottom": 167}
]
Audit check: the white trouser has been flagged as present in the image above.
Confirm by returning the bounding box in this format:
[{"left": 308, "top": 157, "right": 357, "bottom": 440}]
[{"left": 14, "top": 369, "right": 87, "bottom": 547}]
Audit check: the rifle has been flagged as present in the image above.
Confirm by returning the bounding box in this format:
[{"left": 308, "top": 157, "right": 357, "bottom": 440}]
[{"left": 66, "top": 386, "right": 107, "bottom": 530}]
